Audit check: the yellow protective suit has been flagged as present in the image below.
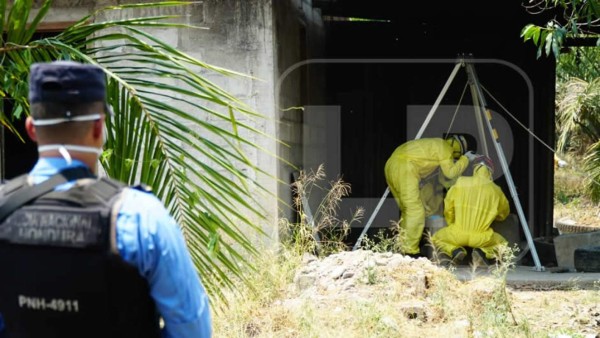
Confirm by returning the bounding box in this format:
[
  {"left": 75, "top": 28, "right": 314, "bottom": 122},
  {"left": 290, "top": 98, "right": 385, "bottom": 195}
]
[
  {"left": 419, "top": 179, "right": 443, "bottom": 217},
  {"left": 432, "top": 166, "right": 510, "bottom": 259},
  {"left": 384, "top": 138, "right": 469, "bottom": 254}
]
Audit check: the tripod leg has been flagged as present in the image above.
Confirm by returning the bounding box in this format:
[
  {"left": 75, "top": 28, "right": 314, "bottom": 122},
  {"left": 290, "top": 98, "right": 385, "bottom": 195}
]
[
  {"left": 415, "top": 61, "right": 464, "bottom": 139},
  {"left": 466, "top": 63, "right": 544, "bottom": 271},
  {"left": 353, "top": 187, "right": 390, "bottom": 250}
]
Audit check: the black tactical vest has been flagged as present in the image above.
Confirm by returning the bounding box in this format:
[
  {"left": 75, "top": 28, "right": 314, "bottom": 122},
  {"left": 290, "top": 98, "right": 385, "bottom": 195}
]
[{"left": 0, "top": 167, "right": 161, "bottom": 338}]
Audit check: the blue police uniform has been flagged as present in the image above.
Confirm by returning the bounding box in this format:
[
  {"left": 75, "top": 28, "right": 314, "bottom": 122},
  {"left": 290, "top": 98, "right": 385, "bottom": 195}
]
[{"left": 0, "top": 157, "right": 212, "bottom": 338}]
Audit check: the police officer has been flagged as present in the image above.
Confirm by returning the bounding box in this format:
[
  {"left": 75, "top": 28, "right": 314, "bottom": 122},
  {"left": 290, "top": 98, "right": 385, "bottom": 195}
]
[{"left": 0, "top": 61, "right": 211, "bottom": 337}]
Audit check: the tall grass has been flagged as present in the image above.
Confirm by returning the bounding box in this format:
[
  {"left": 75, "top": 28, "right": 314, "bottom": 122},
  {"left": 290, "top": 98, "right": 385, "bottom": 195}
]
[
  {"left": 211, "top": 247, "right": 304, "bottom": 336},
  {"left": 280, "top": 165, "right": 364, "bottom": 256}
]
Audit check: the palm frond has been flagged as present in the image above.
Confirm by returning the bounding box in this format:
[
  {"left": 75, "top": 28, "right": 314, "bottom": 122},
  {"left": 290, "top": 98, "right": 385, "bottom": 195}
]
[
  {"left": 556, "top": 77, "right": 600, "bottom": 152},
  {"left": 584, "top": 141, "right": 600, "bottom": 202}
]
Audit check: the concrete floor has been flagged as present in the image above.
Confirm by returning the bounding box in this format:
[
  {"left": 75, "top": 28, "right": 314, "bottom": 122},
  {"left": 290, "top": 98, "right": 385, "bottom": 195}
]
[{"left": 453, "top": 265, "right": 600, "bottom": 290}]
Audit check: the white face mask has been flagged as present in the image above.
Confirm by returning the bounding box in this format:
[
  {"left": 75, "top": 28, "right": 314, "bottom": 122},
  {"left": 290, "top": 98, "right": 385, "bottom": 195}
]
[
  {"left": 37, "top": 144, "right": 103, "bottom": 166},
  {"left": 37, "top": 121, "right": 106, "bottom": 165},
  {"left": 33, "top": 112, "right": 108, "bottom": 165}
]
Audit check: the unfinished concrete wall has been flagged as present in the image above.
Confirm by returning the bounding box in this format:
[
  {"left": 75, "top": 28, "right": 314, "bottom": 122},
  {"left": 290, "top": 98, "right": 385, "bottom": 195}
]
[
  {"left": 39, "top": 0, "right": 280, "bottom": 244},
  {"left": 180, "top": 0, "right": 277, "bottom": 244},
  {"left": 274, "top": 0, "right": 326, "bottom": 225}
]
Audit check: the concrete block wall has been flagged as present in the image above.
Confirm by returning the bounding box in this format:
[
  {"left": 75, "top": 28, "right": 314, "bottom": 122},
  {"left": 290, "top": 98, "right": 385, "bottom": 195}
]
[
  {"left": 38, "top": 0, "right": 281, "bottom": 244},
  {"left": 182, "top": 0, "right": 278, "bottom": 244},
  {"left": 274, "top": 0, "right": 326, "bottom": 225}
]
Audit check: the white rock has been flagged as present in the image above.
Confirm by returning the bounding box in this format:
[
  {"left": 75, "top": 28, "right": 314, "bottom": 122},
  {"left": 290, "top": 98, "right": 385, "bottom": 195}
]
[
  {"left": 330, "top": 266, "right": 346, "bottom": 279},
  {"left": 380, "top": 316, "right": 399, "bottom": 330}
]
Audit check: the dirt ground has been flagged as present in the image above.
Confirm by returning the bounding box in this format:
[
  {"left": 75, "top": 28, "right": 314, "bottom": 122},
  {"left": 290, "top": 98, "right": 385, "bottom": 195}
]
[
  {"left": 288, "top": 251, "right": 600, "bottom": 337},
  {"left": 510, "top": 289, "right": 600, "bottom": 336}
]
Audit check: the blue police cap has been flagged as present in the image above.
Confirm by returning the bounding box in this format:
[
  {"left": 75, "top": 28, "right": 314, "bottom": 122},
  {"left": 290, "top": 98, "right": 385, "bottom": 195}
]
[{"left": 29, "top": 61, "right": 107, "bottom": 104}]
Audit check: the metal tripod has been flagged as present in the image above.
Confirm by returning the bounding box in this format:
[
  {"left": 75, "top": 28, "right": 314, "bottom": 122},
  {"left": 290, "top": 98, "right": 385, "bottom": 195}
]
[{"left": 352, "top": 58, "right": 545, "bottom": 272}]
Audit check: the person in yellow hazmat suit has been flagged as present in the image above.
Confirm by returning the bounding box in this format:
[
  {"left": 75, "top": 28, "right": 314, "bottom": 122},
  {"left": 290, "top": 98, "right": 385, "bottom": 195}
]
[
  {"left": 432, "top": 155, "right": 510, "bottom": 266},
  {"left": 384, "top": 135, "right": 477, "bottom": 256}
]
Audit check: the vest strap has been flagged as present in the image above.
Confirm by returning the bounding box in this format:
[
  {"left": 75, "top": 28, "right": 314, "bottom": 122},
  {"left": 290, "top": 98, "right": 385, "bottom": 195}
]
[{"left": 0, "top": 167, "right": 94, "bottom": 223}]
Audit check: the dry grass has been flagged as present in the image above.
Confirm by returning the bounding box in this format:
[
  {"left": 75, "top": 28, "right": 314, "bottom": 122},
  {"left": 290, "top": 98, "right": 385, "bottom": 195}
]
[
  {"left": 212, "top": 244, "right": 600, "bottom": 337},
  {"left": 211, "top": 247, "right": 303, "bottom": 337},
  {"left": 283, "top": 164, "right": 364, "bottom": 257}
]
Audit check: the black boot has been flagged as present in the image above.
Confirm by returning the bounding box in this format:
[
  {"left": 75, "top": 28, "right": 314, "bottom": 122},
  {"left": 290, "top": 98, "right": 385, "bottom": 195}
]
[
  {"left": 472, "top": 248, "right": 495, "bottom": 266},
  {"left": 451, "top": 248, "right": 466, "bottom": 266}
]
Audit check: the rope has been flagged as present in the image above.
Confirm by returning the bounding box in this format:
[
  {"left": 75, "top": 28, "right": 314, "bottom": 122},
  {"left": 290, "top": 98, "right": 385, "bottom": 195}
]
[
  {"left": 445, "top": 82, "right": 469, "bottom": 138},
  {"left": 481, "top": 85, "right": 556, "bottom": 153},
  {"left": 481, "top": 84, "right": 600, "bottom": 188}
]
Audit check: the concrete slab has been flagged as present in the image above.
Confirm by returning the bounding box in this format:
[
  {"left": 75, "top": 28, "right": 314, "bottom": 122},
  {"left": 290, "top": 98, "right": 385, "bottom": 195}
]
[
  {"left": 554, "top": 231, "right": 600, "bottom": 270},
  {"left": 491, "top": 214, "right": 520, "bottom": 248},
  {"left": 452, "top": 265, "right": 600, "bottom": 290}
]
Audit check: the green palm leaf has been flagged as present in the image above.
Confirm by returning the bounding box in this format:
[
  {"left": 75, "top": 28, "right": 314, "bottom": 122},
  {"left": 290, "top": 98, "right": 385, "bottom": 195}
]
[
  {"left": 1, "top": 0, "right": 273, "bottom": 302},
  {"left": 556, "top": 76, "right": 600, "bottom": 152}
]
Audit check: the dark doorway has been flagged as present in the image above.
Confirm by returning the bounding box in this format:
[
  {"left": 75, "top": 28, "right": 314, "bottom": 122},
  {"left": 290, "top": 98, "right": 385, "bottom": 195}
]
[
  {"left": 1, "top": 113, "right": 37, "bottom": 180},
  {"left": 0, "top": 31, "right": 69, "bottom": 180}
]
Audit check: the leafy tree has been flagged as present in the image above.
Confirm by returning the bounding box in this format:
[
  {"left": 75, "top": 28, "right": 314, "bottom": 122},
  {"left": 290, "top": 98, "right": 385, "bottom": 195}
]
[
  {"left": 555, "top": 47, "right": 600, "bottom": 153},
  {"left": 1, "top": 0, "right": 270, "bottom": 301},
  {"left": 521, "top": 0, "right": 600, "bottom": 58},
  {"left": 553, "top": 46, "right": 600, "bottom": 200},
  {"left": 521, "top": 1, "right": 600, "bottom": 200}
]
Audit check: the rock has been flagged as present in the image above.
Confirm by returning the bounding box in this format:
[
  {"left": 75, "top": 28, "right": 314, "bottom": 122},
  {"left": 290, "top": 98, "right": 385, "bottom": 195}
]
[
  {"left": 302, "top": 253, "right": 317, "bottom": 264},
  {"left": 342, "top": 271, "right": 355, "bottom": 279},
  {"left": 330, "top": 266, "right": 346, "bottom": 279},
  {"left": 388, "top": 255, "right": 413, "bottom": 268},
  {"left": 398, "top": 300, "right": 427, "bottom": 321},
  {"left": 294, "top": 273, "right": 316, "bottom": 291},
  {"left": 578, "top": 316, "right": 590, "bottom": 325},
  {"left": 342, "top": 281, "right": 355, "bottom": 291},
  {"left": 380, "top": 316, "right": 399, "bottom": 330},
  {"left": 291, "top": 250, "right": 441, "bottom": 303},
  {"left": 375, "top": 257, "right": 389, "bottom": 266}
]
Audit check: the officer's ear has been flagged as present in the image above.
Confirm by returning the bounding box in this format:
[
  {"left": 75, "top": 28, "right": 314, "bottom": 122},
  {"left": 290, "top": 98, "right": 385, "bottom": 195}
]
[
  {"left": 25, "top": 116, "right": 37, "bottom": 142},
  {"left": 92, "top": 117, "right": 103, "bottom": 141}
]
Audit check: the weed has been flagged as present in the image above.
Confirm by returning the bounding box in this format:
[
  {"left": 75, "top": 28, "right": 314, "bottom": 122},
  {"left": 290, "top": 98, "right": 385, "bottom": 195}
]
[
  {"left": 593, "top": 279, "right": 600, "bottom": 291},
  {"left": 361, "top": 226, "right": 403, "bottom": 253},
  {"left": 366, "top": 254, "right": 379, "bottom": 286},
  {"left": 427, "top": 268, "right": 453, "bottom": 315},
  {"left": 281, "top": 164, "right": 364, "bottom": 257},
  {"left": 423, "top": 230, "right": 446, "bottom": 266},
  {"left": 211, "top": 247, "right": 303, "bottom": 336},
  {"left": 555, "top": 190, "right": 571, "bottom": 205},
  {"left": 472, "top": 244, "right": 521, "bottom": 335},
  {"left": 364, "top": 265, "right": 378, "bottom": 285},
  {"left": 562, "top": 277, "right": 582, "bottom": 291}
]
